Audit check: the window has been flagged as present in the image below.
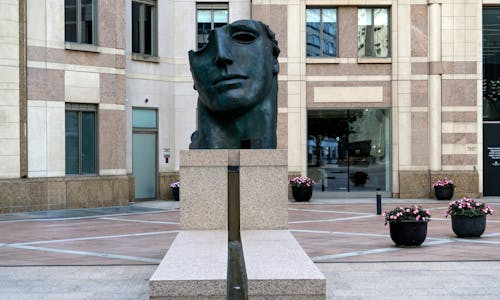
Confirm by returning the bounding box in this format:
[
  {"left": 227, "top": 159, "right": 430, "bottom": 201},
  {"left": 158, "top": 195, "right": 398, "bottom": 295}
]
[
  {"left": 357, "top": 8, "right": 389, "bottom": 57},
  {"left": 65, "top": 104, "right": 97, "bottom": 175},
  {"left": 306, "top": 8, "right": 337, "bottom": 57},
  {"left": 132, "top": 0, "right": 157, "bottom": 56},
  {"left": 197, "top": 4, "right": 228, "bottom": 50},
  {"left": 65, "top": 0, "right": 97, "bottom": 45}
]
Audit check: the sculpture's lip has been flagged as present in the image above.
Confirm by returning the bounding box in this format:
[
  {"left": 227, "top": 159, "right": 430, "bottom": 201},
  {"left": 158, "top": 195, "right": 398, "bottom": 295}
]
[{"left": 212, "top": 74, "right": 248, "bottom": 86}]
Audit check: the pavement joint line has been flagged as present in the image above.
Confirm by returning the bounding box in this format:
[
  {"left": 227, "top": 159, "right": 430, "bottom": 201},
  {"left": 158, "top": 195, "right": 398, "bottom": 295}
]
[
  {"left": 291, "top": 229, "right": 452, "bottom": 241},
  {"left": 311, "top": 239, "right": 453, "bottom": 262},
  {"left": 0, "top": 210, "right": 178, "bottom": 223},
  {"left": 9, "top": 230, "right": 179, "bottom": 246},
  {"left": 98, "top": 217, "right": 180, "bottom": 225},
  {"left": 291, "top": 229, "right": 388, "bottom": 238},
  {"left": 5, "top": 244, "right": 162, "bottom": 263},
  {"left": 453, "top": 237, "right": 500, "bottom": 244},
  {"left": 483, "top": 232, "right": 500, "bottom": 237},
  {"left": 288, "top": 208, "right": 371, "bottom": 215},
  {"left": 289, "top": 214, "right": 377, "bottom": 224}
]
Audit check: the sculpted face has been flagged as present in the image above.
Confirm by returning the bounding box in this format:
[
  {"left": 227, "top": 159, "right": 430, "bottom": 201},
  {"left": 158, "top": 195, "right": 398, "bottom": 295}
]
[{"left": 189, "top": 20, "right": 279, "bottom": 115}]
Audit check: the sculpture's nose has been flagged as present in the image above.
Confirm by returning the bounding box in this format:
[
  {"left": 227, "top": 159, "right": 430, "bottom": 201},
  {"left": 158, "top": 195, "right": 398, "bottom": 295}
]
[{"left": 213, "top": 29, "right": 233, "bottom": 67}]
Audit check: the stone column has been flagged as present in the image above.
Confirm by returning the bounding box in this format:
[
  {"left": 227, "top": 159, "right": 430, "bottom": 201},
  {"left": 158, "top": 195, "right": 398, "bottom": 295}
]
[{"left": 428, "top": 1, "right": 442, "bottom": 171}]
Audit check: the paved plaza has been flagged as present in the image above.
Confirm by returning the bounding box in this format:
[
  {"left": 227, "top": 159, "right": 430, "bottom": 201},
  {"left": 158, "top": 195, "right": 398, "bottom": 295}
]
[{"left": 1, "top": 198, "right": 500, "bottom": 299}]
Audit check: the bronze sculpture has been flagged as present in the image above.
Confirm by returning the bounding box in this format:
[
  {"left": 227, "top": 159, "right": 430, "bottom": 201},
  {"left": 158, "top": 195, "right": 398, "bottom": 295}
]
[{"left": 188, "top": 20, "right": 280, "bottom": 149}]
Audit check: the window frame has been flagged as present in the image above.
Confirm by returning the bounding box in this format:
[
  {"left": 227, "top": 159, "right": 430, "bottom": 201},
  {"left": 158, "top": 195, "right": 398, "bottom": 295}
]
[
  {"left": 65, "top": 103, "right": 99, "bottom": 175},
  {"left": 65, "top": 0, "right": 98, "bottom": 45},
  {"left": 196, "top": 3, "right": 229, "bottom": 50},
  {"left": 306, "top": 7, "right": 338, "bottom": 58},
  {"left": 357, "top": 7, "right": 391, "bottom": 58},
  {"left": 132, "top": 0, "right": 158, "bottom": 57}
]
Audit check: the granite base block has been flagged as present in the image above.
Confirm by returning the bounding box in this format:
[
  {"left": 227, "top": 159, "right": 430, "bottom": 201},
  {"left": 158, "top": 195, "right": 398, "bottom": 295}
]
[
  {"left": 149, "top": 231, "right": 227, "bottom": 300},
  {"left": 149, "top": 230, "right": 326, "bottom": 299},
  {"left": 242, "top": 230, "right": 326, "bottom": 299}
]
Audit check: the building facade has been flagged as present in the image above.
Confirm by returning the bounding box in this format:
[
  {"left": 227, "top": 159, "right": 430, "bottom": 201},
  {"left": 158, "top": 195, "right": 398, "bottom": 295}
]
[{"left": 0, "top": 0, "right": 499, "bottom": 212}]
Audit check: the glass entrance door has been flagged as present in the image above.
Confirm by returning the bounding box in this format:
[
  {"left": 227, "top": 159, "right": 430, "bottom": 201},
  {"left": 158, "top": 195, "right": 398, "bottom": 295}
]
[{"left": 307, "top": 109, "right": 390, "bottom": 193}]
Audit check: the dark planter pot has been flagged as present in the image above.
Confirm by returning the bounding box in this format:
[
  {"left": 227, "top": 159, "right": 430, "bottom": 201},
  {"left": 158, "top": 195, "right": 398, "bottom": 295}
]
[
  {"left": 451, "top": 214, "right": 486, "bottom": 238},
  {"left": 389, "top": 221, "right": 428, "bottom": 246},
  {"left": 351, "top": 172, "right": 368, "bottom": 186},
  {"left": 171, "top": 187, "right": 179, "bottom": 201},
  {"left": 434, "top": 186, "right": 454, "bottom": 200},
  {"left": 292, "top": 186, "right": 313, "bottom": 202}
]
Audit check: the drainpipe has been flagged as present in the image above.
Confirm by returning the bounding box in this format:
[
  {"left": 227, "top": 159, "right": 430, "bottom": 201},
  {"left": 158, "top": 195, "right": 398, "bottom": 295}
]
[{"left": 19, "top": 0, "right": 28, "bottom": 178}]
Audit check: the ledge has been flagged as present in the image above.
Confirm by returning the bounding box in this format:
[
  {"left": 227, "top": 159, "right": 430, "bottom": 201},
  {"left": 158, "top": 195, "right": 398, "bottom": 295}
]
[
  {"left": 306, "top": 57, "right": 340, "bottom": 64},
  {"left": 357, "top": 57, "right": 392, "bottom": 64},
  {"left": 64, "top": 42, "right": 100, "bottom": 53},
  {"left": 131, "top": 53, "right": 160, "bottom": 63}
]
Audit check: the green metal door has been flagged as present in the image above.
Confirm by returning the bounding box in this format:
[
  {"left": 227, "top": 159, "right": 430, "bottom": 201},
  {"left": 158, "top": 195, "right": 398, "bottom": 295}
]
[
  {"left": 132, "top": 108, "right": 158, "bottom": 199},
  {"left": 133, "top": 132, "right": 157, "bottom": 199}
]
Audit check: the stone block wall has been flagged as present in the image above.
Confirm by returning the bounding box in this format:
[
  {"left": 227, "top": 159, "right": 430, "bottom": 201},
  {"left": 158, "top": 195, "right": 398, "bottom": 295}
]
[
  {"left": 399, "top": 171, "right": 479, "bottom": 199},
  {"left": 0, "top": 175, "right": 133, "bottom": 213},
  {"left": 159, "top": 172, "right": 179, "bottom": 200}
]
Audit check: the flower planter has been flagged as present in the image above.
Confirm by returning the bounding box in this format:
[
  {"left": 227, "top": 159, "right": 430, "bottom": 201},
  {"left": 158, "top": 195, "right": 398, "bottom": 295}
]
[
  {"left": 292, "top": 186, "right": 313, "bottom": 202},
  {"left": 389, "top": 221, "right": 428, "bottom": 246},
  {"left": 434, "top": 186, "right": 454, "bottom": 200},
  {"left": 451, "top": 215, "right": 486, "bottom": 238},
  {"left": 171, "top": 187, "right": 179, "bottom": 201},
  {"left": 351, "top": 172, "right": 368, "bottom": 186}
]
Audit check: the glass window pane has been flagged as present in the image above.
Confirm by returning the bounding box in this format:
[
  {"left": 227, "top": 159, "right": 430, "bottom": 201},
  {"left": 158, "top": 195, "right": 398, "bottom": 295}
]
[
  {"left": 373, "top": 25, "right": 389, "bottom": 57},
  {"left": 81, "top": 111, "right": 96, "bottom": 174},
  {"left": 144, "top": 5, "right": 153, "bottom": 55},
  {"left": 81, "top": 0, "right": 94, "bottom": 44},
  {"left": 133, "top": 109, "right": 157, "bottom": 128},
  {"left": 132, "top": 2, "right": 141, "bottom": 53},
  {"left": 322, "top": 9, "right": 336, "bottom": 23},
  {"left": 374, "top": 9, "right": 388, "bottom": 26},
  {"left": 213, "top": 10, "right": 228, "bottom": 23},
  {"left": 483, "top": 8, "right": 500, "bottom": 121},
  {"left": 322, "top": 9, "right": 337, "bottom": 56},
  {"left": 65, "top": 0, "right": 77, "bottom": 42},
  {"left": 306, "top": 9, "right": 321, "bottom": 57},
  {"left": 307, "top": 109, "right": 390, "bottom": 193},
  {"left": 358, "top": 9, "right": 372, "bottom": 26},
  {"left": 197, "top": 10, "right": 211, "bottom": 23},
  {"left": 65, "top": 111, "right": 79, "bottom": 174},
  {"left": 306, "top": 9, "right": 321, "bottom": 23}
]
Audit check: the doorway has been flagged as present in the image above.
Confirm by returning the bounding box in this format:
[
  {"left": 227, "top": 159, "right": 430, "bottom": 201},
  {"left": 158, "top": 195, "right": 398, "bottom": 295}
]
[
  {"left": 307, "top": 109, "right": 390, "bottom": 194},
  {"left": 132, "top": 108, "right": 158, "bottom": 199}
]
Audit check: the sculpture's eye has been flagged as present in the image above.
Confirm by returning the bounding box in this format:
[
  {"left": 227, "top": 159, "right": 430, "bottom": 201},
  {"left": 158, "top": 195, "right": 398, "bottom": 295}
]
[{"left": 232, "top": 31, "right": 256, "bottom": 44}]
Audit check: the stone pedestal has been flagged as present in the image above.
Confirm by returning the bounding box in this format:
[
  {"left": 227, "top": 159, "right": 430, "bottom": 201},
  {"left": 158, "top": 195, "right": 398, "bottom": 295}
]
[{"left": 150, "top": 150, "right": 326, "bottom": 299}]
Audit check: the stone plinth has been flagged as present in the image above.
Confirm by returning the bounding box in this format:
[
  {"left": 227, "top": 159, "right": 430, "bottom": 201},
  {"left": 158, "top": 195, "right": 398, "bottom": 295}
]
[
  {"left": 150, "top": 230, "right": 326, "bottom": 299},
  {"left": 151, "top": 150, "right": 326, "bottom": 299},
  {"left": 180, "top": 150, "right": 288, "bottom": 230}
]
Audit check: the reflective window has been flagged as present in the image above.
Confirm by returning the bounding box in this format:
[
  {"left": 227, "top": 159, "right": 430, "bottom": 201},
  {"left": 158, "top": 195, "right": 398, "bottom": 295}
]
[
  {"left": 306, "top": 8, "right": 337, "bottom": 57},
  {"left": 307, "top": 109, "right": 390, "bottom": 193},
  {"left": 65, "top": 0, "right": 97, "bottom": 45},
  {"left": 132, "top": 0, "right": 157, "bottom": 56},
  {"left": 197, "top": 4, "right": 228, "bottom": 50},
  {"left": 357, "top": 8, "right": 389, "bottom": 57},
  {"left": 483, "top": 7, "right": 500, "bottom": 121},
  {"left": 65, "top": 104, "right": 97, "bottom": 175}
]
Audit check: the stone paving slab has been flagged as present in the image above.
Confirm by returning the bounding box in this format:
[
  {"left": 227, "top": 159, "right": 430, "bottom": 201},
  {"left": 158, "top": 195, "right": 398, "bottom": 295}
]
[
  {"left": 0, "top": 200, "right": 498, "bottom": 267},
  {"left": 0, "top": 199, "right": 500, "bottom": 299}
]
